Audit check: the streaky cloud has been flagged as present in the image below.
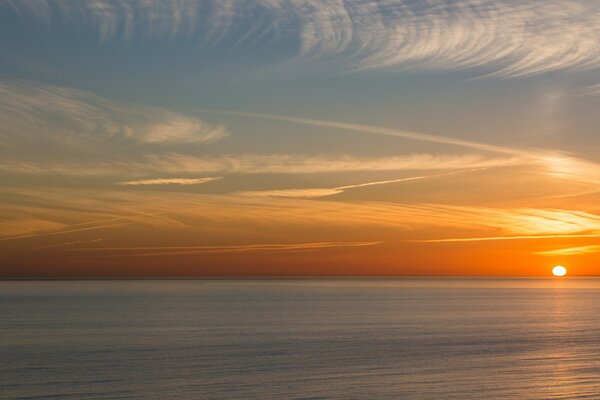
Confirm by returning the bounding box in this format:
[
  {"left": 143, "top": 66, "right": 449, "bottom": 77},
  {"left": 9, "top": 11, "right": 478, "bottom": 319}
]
[
  {"left": 417, "top": 233, "right": 600, "bottom": 243},
  {"left": 0, "top": 80, "right": 227, "bottom": 148},
  {"left": 148, "top": 153, "right": 521, "bottom": 175},
  {"left": 535, "top": 245, "right": 600, "bottom": 256},
  {"left": 4, "top": 186, "right": 600, "bottom": 248},
  {"left": 199, "top": 109, "right": 600, "bottom": 188},
  {"left": 33, "top": 238, "right": 104, "bottom": 251},
  {"left": 412, "top": 207, "right": 600, "bottom": 242},
  {"left": 4, "top": 1, "right": 600, "bottom": 78},
  {"left": 198, "top": 109, "right": 545, "bottom": 157},
  {"left": 69, "top": 241, "right": 382, "bottom": 257},
  {"left": 580, "top": 84, "right": 600, "bottom": 97},
  {"left": 0, "top": 153, "right": 523, "bottom": 176},
  {"left": 118, "top": 177, "right": 222, "bottom": 186},
  {"left": 238, "top": 172, "right": 461, "bottom": 198}
]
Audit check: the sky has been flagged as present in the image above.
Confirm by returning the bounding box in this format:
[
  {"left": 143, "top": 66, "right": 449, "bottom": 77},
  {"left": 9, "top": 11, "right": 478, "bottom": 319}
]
[{"left": 1, "top": 0, "right": 600, "bottom": 277}]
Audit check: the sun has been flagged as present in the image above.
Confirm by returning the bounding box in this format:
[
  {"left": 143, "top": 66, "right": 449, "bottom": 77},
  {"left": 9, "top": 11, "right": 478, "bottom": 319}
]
[{"left": 552, "top": 265, "right": 567, "bottom": 277}]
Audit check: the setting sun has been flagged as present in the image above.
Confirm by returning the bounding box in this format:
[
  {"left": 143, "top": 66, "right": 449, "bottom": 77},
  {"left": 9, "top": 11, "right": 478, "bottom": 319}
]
[{"left": 552, "top": 265, "right": 567, "bottom": 277}]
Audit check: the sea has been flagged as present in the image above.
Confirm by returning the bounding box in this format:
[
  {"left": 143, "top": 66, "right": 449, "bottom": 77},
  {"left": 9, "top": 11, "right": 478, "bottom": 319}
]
[{"left": 2, "top": 278, "right": 600, "bottom": 399}]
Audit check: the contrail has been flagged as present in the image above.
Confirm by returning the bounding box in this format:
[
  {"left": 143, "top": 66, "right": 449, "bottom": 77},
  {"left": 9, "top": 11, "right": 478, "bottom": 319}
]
[
  {"left": 414, "top": 233, "right": 600, "bottom": 243},
  {"left": 334, "top": 171, "right": 466, "bottom": 191},
  {"left": 196, "top": 110, "right": 600, "bottom": 190},
  {"left": 197, "top": 109, "right": 543, "bottom": 158},
  {"left": 237, "top": 170, "right": 471, "bottom": 198}
]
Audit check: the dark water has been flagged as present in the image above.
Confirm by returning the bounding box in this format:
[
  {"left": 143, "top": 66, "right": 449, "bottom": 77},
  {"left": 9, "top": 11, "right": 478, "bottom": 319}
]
[{"left": 2, "top": 278, "right": 600, "bottom": 399}]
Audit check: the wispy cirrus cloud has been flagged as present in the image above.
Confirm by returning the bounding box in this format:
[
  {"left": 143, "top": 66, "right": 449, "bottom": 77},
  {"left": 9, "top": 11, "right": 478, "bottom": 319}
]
[
  {"left": 117, "top": 177, "right": 222, "bottom": 186},
  {"left": 0, "top": 79, "right": 529, "bottom": 182},
  {"left": 535, "top": 245, "right": 600, "bottom": 256},
  {"left": 0, "top": 153, "right": 523, "bottom": 177},
  {"left": 32, "top": 238, "right": 104, "bottom": 251},
  {"left": 0, "top": 218, "right": 67, "bottom": 239},
  {"left": 200, "top": 109, "right": 600, "bottom": 189},
  {"left": 147, "top": 153, "right": 521, "bottom": 175},
  {"left": 414, "top": 207, "right": 600, "bottom": 243},
  {"left": 199, "top": 109, "right": 544, "bottom": 157},
  {"left": 417, "top": 233, "right": 600, "bottom": 243},
  {"left": 69, "top": 241, "right": 382, "bottom": 257},
  {"left": 0, "top": 80, "right": 227, "bottom": 149},
  {"left": 0, "top": 220, "right": 132, "bottom": 242},
  {"left": 0, "top": 80, "right": 232, "bottom": 183},
  {"left": 4, "top": 186, "right": 600, "bottom": 251},
  {"left": 580, "top": 84, "right": 600, "bottom": 97},
  {"left": 238, "top": 172, "right": 458, "bottom": 198},
  {"left": 288, "top": 0, "right": 600, "bottom": 78},
  {"left": 4, "top": 1, "right": 600, "bottom": 78}
]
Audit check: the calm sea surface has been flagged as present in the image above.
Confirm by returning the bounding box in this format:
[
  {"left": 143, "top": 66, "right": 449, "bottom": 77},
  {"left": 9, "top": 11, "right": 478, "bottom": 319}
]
[{"left": 2, "top": 278, "right": 600, "bottom": 399}]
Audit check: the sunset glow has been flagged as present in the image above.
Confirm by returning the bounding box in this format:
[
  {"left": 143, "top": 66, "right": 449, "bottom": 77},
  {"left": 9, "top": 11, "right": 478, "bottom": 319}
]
[{"left": 1, "top": 1, "right": 600, "bottom": 277}]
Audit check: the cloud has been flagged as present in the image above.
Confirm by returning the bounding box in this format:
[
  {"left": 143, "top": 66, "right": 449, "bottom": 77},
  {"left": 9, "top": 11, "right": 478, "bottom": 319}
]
[
  {"left": 0, "top": 221, "right": 132, "bottom": 242},
  {"left": 0, "top": 79, "right": 528, "bottom": 181},
  {"left": 4, "top": 185, "right": 600, "bottom": 250},
  {"left": 417, "top": 233, "right": 600, "bottom": 243},
  {"left": 0, "top": 153, "right": 523, "bottom": 177},
  {"left": 538, "top": 154, "right": 600, "bottom": 187},
  {"left": 148, "top": 153, "right": 522, "bottom": 175},
  {"left": 117, "top": 177, "right": 222, "bottom": 186},
  {"left": 0, "top": 80, "right": 231, "bottom": 182},
  {"left": 199, "top": 110, "right": 543, "bottom": 157},
  {"left": 0, "top": 188, "right": 173, "bottom": 241},
  {"left": 200, "top": 109, "right": 600, "bottom": 189},
  {"left": 69, "top": 241, "right": 382, "bottom": 257},
  {"left": 414, "top": 207, "right": 600, "bottom": 243},
  {"left": 33, "top": 238, "right": 104, "bottom": 251},
  {"left": 491, "top": 209, "right": 600, "bottom": 235},
  {"left": 4, "top": 1, "right": 600, "bottom": 77},
  {"left": 581, "top": 84, "right": 600, "bottom": 97},
  {"left": 0, "top": 80, "right": 227, "bottom": 149},
  {"left": 0, "top": 218, "right": 67, "bottom": 239},
  {"left": 238, "top": 172, "right": 458, "bottom": 198},
  {"left": 239, "top": 188, "right": 341, "bottom": 199},
  {"left": 535, "top": 245, "right": 600, "bottom": 256}
]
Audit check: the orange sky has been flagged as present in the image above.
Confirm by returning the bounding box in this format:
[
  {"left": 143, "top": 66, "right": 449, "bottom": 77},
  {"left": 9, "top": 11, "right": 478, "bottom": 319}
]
[
  {"left": 2, "top": 1, "right": 600, "bottom": 276},
  {"left": 3, "top": 176, "right": 600, "bottom": 276}
]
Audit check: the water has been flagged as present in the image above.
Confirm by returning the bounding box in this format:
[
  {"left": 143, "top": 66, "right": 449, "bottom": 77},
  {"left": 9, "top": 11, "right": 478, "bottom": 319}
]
[{"left": 2, "top": 278, "right": 600, "bottom": 399}]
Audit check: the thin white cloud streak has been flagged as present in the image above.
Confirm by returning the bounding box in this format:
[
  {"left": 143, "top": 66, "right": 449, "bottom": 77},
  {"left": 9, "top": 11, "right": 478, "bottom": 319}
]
[
  {"left": 0, "top": 154, "right": 523, "bottom": 176},
  {"left": 403, "top": 207, "right": 600, "bottom": 242},
  {"left": 411, "top": 207, "right": 600, "bottom": 242},
  {"left": 494, "top": 209, "right": 600, "bottom": 235},
  {"left": 4, "top": 1, "right": 600, "bottom": 77},
  {"left": 535, "top": 245, "right": 600, "bottom": 256},
  {"left": 0, "top": 192, "right": 173, "bottom": 241},
  {"left": 538, "top": 155, "right": 600, "bottom": 187},
  {"left": 0, "top": 80, "right": 227, "bottom": 148},
  {"left": 5, "top": 186, "right": 600, "bottom": 247},
  {"left": 117, "top": 177, "right": 222, "bottom": 186},
  {"left": 32, "top": 238, "right": 104, "bottom": 251},
  {"left": 289, "top": 0, "right": 600, "bottom": 78},
  {"left": 238, "top": 172, "right": 460, "bottom": 198},
  {"left": 69, "top": 241, "right": 382, "bottom": 257},
  {"left": 0, "top": 219, "right": 67, "bottom": 239},
  {"left": 0, "top": 78, "right": 580, "bottom": 186},
  {"left": 200, "top": 110, "right": 544, "bottom": 158},
  {"left": 150, "top": 153, "right": 522, "bottom": 175},
  {"left": 200, "top": 109, "right": 600, "bottom": 188},
  {"left": 418, "top": 234, "right": 600, "bottom": 243},
  {"left": 0, "top": 221, "right": 131, "bottom": 242},
  {"left": 580, "top": 84, "right": 600, "bottom": 97},
  {"left": 0, "top": 78, "right": 529, "bottom": 178}
]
